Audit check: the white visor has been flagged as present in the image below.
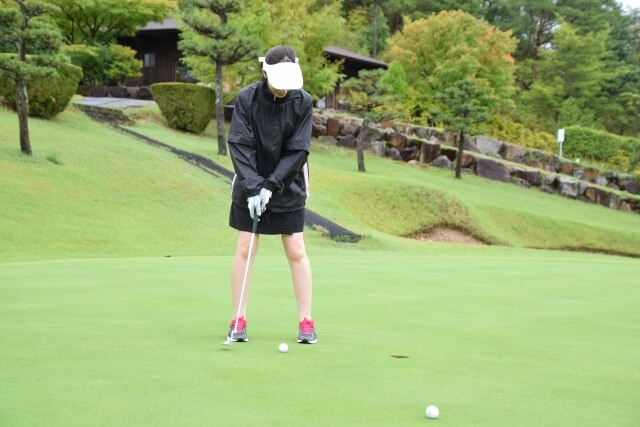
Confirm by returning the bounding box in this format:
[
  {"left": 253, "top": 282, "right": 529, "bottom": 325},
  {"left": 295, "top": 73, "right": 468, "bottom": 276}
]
[{"left": 261, "top": 59, "right": 303, "bottom": 90}]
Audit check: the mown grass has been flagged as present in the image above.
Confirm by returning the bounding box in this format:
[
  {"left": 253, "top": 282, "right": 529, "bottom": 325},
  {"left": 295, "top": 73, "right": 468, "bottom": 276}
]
[{"left": 1, "top": 253, "right": 639, "bottom": 426}]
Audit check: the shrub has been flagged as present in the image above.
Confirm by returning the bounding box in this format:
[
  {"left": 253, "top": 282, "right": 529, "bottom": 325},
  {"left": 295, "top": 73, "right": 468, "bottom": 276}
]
[
  {"left": 62, "top": 44, "right": 111, "bottom": 86},
  {"left": 151, "top": 83, "right": 215, "bottom": 134},
  {"left": 105, "top": 44, "right": 142, "bottom": 85},
  {"left": 563, "top": 126, "right": 635, "bottom": 171},
  {"left": 485, "top": 117, "right": 557, "bottom": 152},
  {"left": 0, "top": 62, "right": 83, "bottom": 119}
]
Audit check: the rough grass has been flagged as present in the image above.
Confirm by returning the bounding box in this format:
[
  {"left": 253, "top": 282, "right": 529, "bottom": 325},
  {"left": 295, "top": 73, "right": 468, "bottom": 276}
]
[{"left": 2, "top": 104, "right": 640, "bottom": 263}]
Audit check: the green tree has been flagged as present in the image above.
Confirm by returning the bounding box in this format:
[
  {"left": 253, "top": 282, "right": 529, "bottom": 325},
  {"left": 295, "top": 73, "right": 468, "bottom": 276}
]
[
  {"left": 384, "top": 11, "right": 516, "bottom": 121},
  {"left": 105, "top": 44, "right": 142, "bottom": 85},
  {"left": 435, "top": 79, "right": 490, "bottom": 179},
  {"left": 342, "top": 62, "right": 409, "bottom": 122},
  {"left": 178, "top": 0, "right": 260, "bottom": 155},
  {"left": 49, "top": 0, "right": 176, "bottom": 45},
  {"left": 344, "top": 4, "right": 389, "bottom": 58},
  {"left": 261, "top": 0, "right": 345, "bottom": 99},
  {"left": 519, "top": 23, "right": 614, "bottom": 133},
  {"left": 341, "top": 68, "right": 388, "bottom": 113},
  {"left": 61, "top": 43, "right": 110, "bottom": 86},
  {"left": 0, "top": 0, "right": 64, "bottom": 155}
]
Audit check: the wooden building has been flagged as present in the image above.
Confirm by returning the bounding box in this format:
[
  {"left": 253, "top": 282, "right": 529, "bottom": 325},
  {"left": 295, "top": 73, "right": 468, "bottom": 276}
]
[
  {"left": 120, "top": 21, "right": 388, "bottom": 108},
  {"left": 322, "top": 45, "right": 388, "bottom": 109},
  {"left": 119, "top": 19, "right": 181, "bottom": 86}
]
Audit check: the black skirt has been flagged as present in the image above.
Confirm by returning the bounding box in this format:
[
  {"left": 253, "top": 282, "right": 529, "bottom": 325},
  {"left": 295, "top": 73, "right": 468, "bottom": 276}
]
[{"left": 229, "top": 203, "right": 305, "bottom": 235}]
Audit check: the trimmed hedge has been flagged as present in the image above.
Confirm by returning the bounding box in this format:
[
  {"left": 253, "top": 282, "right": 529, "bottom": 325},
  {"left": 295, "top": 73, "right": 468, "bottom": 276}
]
[
  {"left": 0, "top": 62, "right": 83, "bottom": 119},
  {"left": 486, "top": 117, "right": 557, "bottom": 152},
  {"left": 151, "top": 83, "right": 215, "bottom": 134},
  {"left": 564, "top": 126, "right": 639, "bottom": 172}
]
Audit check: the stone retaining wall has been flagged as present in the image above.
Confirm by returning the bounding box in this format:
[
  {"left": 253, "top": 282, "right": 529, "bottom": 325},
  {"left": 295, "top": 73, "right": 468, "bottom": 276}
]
[{"left": 312, "top": 111, "right": 640, "bottom": 214}]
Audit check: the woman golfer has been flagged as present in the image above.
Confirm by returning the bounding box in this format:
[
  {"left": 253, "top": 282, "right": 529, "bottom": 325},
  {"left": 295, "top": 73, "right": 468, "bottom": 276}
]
[{"left": 226, "top": 45, "right": 316, "bottom": 344}]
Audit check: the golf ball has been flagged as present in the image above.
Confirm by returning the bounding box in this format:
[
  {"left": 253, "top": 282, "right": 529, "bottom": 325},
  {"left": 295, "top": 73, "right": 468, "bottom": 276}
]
[
  {"left": 278, "top": 343, "right": 288, "bottom": 353},
  {"left": 426, "top": 405, "right": 439, "bottom": 419}
]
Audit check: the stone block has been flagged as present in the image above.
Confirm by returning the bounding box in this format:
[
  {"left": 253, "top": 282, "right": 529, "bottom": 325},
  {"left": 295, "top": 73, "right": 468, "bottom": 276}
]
[
  {"left": 326, "top": 117, "right": 340, "bottom": 137},
  {"left": 359, "top": 124, "right": 383, "bottom": 146},
  {"left": 500, "top": 143, "right": 527, "bottom": 162},
  {"left": 386, "top": 148, "right": 403, "bottom": 161},
  {"left": 336, "top": 135, "right": 356, "bottom": 148},
  {"left": 340, "top": 119, "right": 361, "bottom": 136},
  {"left": 560, "top": 162, "right": 574, "bottom": 176},
  {"left": 370, "top": 140, "right": 385, "bottom": 157},
  {"left": 582, "top": 167, "right": 598, "bottom": 182},
  {"left": 460, "top": 152, "right": 476, "bottom": 169},
  {"left": 108, "top": 86, "right": 128, "bottom": 98},
  {"left": 91, "top": 85, "right": 108, "bottom": 97},
  {"left": 137, "top": 86, "right": 153, "bottom": 100},
  {"left": 400, "top": 146, "right": 418, "bottom": 161},
  {"left": 420, "top": 142, "right": 441, "bottom": 164},
  {"left": 558, "top": 176, "right": 578, "bottom": 198},
  {"left": 440, "top": 146, "right": 458, "bottom": 162},
  {"left": 620, "top": 179, "right": 640, "bottom": 195},
  {"left": 390, "top": 132, "right": 408, "bottom": 148},
  {"left": 476, "top": 158, "right": 511, "bottom": 183},
  {"left": 430, "top": 155, "right": 453, "bottom": 169},
  {"left": 474, "top": 136, "right": 503, "bottom": 156}
]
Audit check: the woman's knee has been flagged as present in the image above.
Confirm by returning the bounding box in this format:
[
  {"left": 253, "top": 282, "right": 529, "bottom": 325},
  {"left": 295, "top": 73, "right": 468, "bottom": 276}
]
[
  {"left": 236, "top": 233, "right": 258, "bottom": 259},
  {"left": 283, "top": 235, "right": 307, "bottom": 262}
]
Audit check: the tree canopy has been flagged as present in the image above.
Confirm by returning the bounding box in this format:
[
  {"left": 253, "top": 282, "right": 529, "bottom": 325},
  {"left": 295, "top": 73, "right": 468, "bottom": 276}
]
[
  {"left": 48, "top": 0, "right": 176, "bottom": 45},
  {"left": 384, "top": 11, "right": 516, "bottom": 121}
]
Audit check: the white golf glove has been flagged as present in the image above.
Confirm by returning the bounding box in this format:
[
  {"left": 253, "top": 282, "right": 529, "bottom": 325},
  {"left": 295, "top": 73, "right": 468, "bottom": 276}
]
[
  {"left": 259, "top": 188, "right": 272, "bottom": 212},
  {"left": 247, "top": 195, "right": 261, "bottom": 220}
]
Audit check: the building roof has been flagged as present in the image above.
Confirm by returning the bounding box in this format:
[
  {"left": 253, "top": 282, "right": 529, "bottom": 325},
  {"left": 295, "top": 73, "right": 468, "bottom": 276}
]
[
  {"left": 323, "top": 45, "right": 388, "bottom": 69},
  {"left": 139, "top": 18, "right": 179, "bottom": 31}
]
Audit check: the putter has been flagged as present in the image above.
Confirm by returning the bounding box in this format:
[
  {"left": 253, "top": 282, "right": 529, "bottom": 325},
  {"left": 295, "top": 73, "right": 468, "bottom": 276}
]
[{"left": 223, "top": 214, "right": 259, "bottom": 346}]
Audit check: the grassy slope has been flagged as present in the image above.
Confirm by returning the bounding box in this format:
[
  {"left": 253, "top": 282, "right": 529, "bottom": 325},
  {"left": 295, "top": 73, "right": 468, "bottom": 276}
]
[
  {"left": 0, "top": 106, "right": 233, "bottom": 261},
  {"left": 124, "top": 106, "right": 640, "bottom": 257},
  {"left": 1, "top": 104, "right": 640, "bottom": 261}
]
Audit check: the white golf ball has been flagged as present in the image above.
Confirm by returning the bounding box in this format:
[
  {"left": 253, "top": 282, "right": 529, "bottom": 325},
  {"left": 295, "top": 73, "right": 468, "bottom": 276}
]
[
  {"left": 278, "top": 343, "right": 288, "bottom": 353},
  {"left": 426, "top": 405, "right": 439, "bottom": 419}
]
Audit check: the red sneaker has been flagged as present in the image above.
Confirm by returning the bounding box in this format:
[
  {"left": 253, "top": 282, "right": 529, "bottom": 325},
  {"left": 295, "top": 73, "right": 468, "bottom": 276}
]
[
  {"left": 297, "top": 318, "right": 317, "bottom": 344},
  {"left": 228, "top": 316, "right": 248, "bottom": 342}
]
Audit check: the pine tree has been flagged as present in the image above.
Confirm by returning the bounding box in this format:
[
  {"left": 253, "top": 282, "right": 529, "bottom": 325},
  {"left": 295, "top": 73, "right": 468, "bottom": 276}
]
[
  {"left": 0, "top": 0, "right": 63, "bottom": 155},
  {"left": 178, "top": 0, "right": 260, "bottom": 156}
]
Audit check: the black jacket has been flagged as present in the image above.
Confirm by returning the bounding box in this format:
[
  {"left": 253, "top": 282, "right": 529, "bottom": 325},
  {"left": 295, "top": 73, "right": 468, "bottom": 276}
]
[{"left": 228, "top": 81, "right": 312, "bottom": 213}]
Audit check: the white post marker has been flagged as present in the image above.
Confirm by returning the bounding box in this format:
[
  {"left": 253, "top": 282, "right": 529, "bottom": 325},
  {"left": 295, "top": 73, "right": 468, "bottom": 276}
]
[{"left": 557, "top": 128, "right": 565, "bottom": 159}]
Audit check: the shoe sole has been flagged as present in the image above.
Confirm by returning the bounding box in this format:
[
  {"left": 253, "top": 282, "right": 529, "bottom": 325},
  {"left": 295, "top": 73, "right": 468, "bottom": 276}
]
[{"left": 297, "top": 338, "right": 317, "bottom": 344}]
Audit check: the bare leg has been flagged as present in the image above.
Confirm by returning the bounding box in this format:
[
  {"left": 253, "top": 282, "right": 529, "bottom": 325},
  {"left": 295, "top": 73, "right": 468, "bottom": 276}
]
[
  {"left": 230, "top": 231, "right": 259, "bottom": 319},
  {"left": 282, "top": 232, "right": 312, "bottom": 321}
]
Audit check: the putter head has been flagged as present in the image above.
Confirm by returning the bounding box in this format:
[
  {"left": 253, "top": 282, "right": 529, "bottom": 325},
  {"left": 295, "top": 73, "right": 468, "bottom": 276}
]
[{"left": 222, "top": 337, "right": 233, "bottom": 346}]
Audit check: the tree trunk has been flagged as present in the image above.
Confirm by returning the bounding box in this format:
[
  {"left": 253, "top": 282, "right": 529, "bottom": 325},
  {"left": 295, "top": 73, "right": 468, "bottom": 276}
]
[
  {"left": 16, "top": 77, "right": 32, "bottom": 156},
  {"left": 372, "top": 0, "right": 378, "bottom": 58},
  {"left": 215, "top": 60, "right": 227, "bottom": 156},
  {"left": 455, "top": 129, "right": 464, "bottom": 179},
  {"left": 357, "top": 119, "right": 368, "bottom": 172}
]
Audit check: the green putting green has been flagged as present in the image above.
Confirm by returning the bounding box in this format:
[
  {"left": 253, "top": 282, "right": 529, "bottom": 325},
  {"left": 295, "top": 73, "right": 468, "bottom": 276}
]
[{"left": 1, "top": 248, "right": 638, "bottom": 426}]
